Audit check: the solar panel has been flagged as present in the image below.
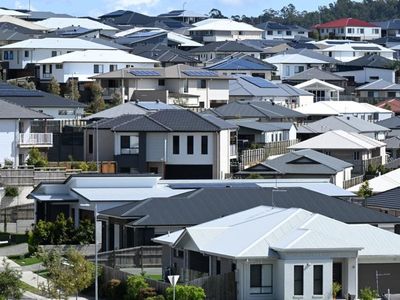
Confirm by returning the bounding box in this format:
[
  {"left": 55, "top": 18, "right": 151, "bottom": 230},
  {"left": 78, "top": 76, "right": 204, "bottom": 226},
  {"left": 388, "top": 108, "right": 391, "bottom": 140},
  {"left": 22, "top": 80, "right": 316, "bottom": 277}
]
[
  {"left": 241, "top": 76, "right": 277, "bottom": 88},
  {"left": 352, "top": 46, "right": 381, "bottom": 51},
  {"left": 182, "top": 70, "right": 218, "bottom": 77},
  {"left": 130, "top": 70, "right": 161, "bottom": 76}
]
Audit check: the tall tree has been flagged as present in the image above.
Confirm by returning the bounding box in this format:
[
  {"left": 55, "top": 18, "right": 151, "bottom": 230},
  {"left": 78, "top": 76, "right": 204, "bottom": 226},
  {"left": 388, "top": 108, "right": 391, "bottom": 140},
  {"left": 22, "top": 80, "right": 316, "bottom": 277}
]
[
  {"left": 88, "top": 82, "right": 105, "bottom": 113},
  {"left": 48, "top": 76, "right": 61, "bottom": 95},
  {"left": 0, "top": 259, "right": 23, "bottom": 300},
  {"left": 65, "top": 78, "right": 80, "bottom": 101},
  {"left": 209, "top": 8, "right": 225, "bottom": 19}
]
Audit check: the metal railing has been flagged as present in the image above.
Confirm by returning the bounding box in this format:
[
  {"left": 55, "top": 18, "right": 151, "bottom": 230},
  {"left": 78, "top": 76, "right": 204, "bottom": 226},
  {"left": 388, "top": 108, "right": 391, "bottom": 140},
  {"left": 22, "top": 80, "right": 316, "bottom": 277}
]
[{"left": 18, "top": 133, "right": 53, "bottom": 146}]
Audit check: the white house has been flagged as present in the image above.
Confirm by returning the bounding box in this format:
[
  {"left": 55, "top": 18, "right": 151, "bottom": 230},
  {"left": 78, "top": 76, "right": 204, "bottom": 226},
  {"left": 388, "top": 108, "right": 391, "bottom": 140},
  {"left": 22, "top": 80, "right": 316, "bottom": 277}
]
[
  {"left": 349, "top": 168, "right": 400, "bottom": 194},
  {"left": 155, "top": 205, "right": 400, "bottom": 299},
  {"left": 294, "top": 78, "right": 344, "bottom": 102},
  {"left": 0, "top": 99, "right": 53, "bottom": 167},
  {"left": 317, "top": 43, "right": 394, "bottom": 62},
  {"left": 314, "top": 18, "right": 381, "bottom": 41},
  {"left": 37, "top": 49, "right": 158, "bottom": 83},
  {"left": 355, "top": 79, "right": 400, "bottom": 100},
  {"left": 189, "top": 18, "right": 263, "bottom": 43},
  {"left": 0, "top": 38, "right": 116, "bottom": 70},
  {"left": 256, "top": 21, "right": 310, "bottom": 40}
]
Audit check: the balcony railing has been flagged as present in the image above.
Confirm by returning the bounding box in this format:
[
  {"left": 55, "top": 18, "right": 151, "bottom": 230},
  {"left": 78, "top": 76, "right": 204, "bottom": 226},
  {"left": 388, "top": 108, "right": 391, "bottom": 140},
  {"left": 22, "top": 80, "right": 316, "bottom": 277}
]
[{"left": 18, "top": 133, "right": 53, "bottom": 147}]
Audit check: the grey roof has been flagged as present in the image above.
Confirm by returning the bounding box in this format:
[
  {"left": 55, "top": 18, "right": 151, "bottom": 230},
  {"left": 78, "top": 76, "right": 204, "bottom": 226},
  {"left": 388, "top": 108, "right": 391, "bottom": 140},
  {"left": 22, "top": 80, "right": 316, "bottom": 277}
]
[
  {"left": 0, "top": 99, "right": 52, "bottom": 119},
  {"left": 189, "top": 41, "right": 262, "bottom": 53},
  {"left": 99, "top": 186, "right": 400, "bottom": 226},
  {"left": 374, "top": 19, "right": 400, "bottom": 30},
  {"left": 286, "top": 67, "right": 347, "bottom": 82},
  {"left": 256, "top": 21, "right": 309, "bottom": 32},
  {"left": 298, "top": 115, "right": 390, "bottom": 134},
  {"left": 209, "top": 100, "right": 305, "bottom": 120},
  {"left": 239, "top": 39, "right": 288, "bottom": 50},
  {"left": 0, "top": 27, "right": 30, "bottom": 41},
  {"left": 229, "top": 120, "right": 293, "bottom": 132},
  {"left": 22, "top": 11, "right": 73, "bottom": 20},
  {"left": 377, "top": 116, "right": 400, "bottom": 129},
  {"left": 130, "top": 44, "right": 199, "bottom": 64},
  {"left": 206, "top": 53, "right": 276, "bottom": 71},
  {"left": 84, "top": 102, "right": 147, "bottom": 120},
  {"left": 385, "top": 136, "right": 400, "bottom": 149},
  {"left": 91, "top": 109, "right": 237, "bottom": 132},
  {"left": 285, "top": 48, "right": 341, "bottom": 64},
  {"left": 342, "top": 54, "right": 394, "bottom": 69},
  {"left": 158, "top": 10, "right": 207, "bottom": 18},
  {"left": 356, "top": 79, "right": 400, "bottom": 91},
  {"left": 366, "top": 186, "right": 400, "bottom": 210},
  {"left": 79, "top": 37, "right": 131, "bottom": 50},
  {"left": 241, "top": 149, "right": 353, "bottom": 175}
]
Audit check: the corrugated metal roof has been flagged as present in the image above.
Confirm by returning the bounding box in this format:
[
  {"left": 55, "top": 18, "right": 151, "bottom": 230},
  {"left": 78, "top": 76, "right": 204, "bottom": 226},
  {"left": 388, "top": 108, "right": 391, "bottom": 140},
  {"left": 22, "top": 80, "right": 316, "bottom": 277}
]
[
  {"left": 0, "top": 99, "right": 52, "bottom": 119},
  {"left": 349, "top": 168, "right": 400, "bottom": 194}
]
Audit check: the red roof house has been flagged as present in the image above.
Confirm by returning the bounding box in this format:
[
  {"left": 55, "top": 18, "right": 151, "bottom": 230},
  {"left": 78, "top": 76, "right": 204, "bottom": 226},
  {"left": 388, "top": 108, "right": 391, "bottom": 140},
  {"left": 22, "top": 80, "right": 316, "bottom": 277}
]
[
  {"left": 376, "top": 99, "right": 400, "bottom": 115},
  {"left": 314, "top": 18, "right": 377, "bottom": 29}
]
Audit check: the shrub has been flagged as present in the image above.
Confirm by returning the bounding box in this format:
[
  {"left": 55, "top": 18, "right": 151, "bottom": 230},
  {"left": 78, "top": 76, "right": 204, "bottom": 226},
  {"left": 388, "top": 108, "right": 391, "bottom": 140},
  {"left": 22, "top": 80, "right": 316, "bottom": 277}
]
[
  {"left": 87, "top": 161, "right": 98, "bottom": 171},
  {"left": 3, "top": 159, "right": 13, "bottom": 167},
  {"left": 26, "top": 148, "right": 48, "bottom": 167},
  {"left": 246, "top": 173, "right": 263, "bottom": 179},
  {"left": 359, "top": 287, "right": 378, "bottom": 300},
  {"left": 146, "top": 296, "right": 165, "bottom": 300},
  {"left": 165, "top": 285, "right": 206, "bottom": 300},
  {"left": 125, "top": 275, "right": 149, "bottom": 300},
  {"left": 4, "top": 186, "right": 19, "bottom": 197},
  {"left": 104, "top": 279, "right": 126, "bottom": 300},
  {"left": 0, "top": 258, "right": 23, "bottom": 299}
]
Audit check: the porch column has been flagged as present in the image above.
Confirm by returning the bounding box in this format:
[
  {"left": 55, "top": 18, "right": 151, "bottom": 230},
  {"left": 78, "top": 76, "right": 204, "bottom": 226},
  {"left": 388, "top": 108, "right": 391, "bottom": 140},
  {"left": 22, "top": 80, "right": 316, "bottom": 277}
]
[
  {"left": 347, "top": 257, "right": 358, "bottom": 298},
  {"left": 74, "top": 205, "right": 79, "bottom": 227}
]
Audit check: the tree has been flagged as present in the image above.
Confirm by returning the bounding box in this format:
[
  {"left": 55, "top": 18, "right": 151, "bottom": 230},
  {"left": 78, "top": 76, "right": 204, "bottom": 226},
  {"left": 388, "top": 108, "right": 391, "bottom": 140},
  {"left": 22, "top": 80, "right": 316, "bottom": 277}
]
[
  {"left": 48, "top": 76, "right": 61, "bottom": 95},
  {"left": 0, "top": 258, "right": 23, "bottom": 300},
  {"left": 65, "top": 78, "right": 80, "bottom": 101},
  {"left": 26, "top": 147, "right": 48, "bottom": 167},
  {"left": 110, "top": 91, "right": 122, "bottom": 107},
  {"left": 39, "top": 248, "right": 95, "bottom": 299},
  {"left": 357, "top": 180, "right": 373, "bottom": 198},
  {"left": 8, "top": 78, "right": 36, "bottom": 90},
  {"left": 209, "top": 8, "right": 225, "bottom": 19},
  {"left": 88, "top": 82, "right": 105, "bottom": 113},
  {"left": 359, "top": 287, "right": 378, "bottom": 300}
]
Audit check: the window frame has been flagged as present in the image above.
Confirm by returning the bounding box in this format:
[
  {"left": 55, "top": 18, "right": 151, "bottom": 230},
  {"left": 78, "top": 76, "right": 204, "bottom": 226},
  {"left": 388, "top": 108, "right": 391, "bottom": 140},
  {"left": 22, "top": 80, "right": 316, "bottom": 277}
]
[
  {"left": 173, "top": 135, "right": 180, "bottom": 155},
  {"left": 187, "top": 135, "right": 194, "bottom": 155},
  {"left": 249, "top": 264, "right": 273, "bottom": 295},
  {"left": 201, "top": 135, "right": 208, "bottom": 155},
  {"left": 294, "top": 265, "right": 304, "bottom": 296},
  {"left": 313, "top": 265, "right": 323, "bottom": 295}
]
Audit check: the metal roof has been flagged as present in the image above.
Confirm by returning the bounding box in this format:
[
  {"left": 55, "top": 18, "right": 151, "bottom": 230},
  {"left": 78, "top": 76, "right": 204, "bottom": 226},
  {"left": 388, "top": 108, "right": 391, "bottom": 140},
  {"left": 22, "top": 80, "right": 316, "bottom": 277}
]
[
  {"left": 356, "top": 79, "right": 400, "bottom": 91},
  {"left": 189, "top": 41, "right": 262, "bottom": 53},
  {"left": 348, "top": 168, "right": 400, "bottom": 194},
  {"left": 0, "top": 99, "right": 52, "bottom": 119},
  {"left": 229, "top": 120, "right": 293, "bottom": 132},
  {"left": 366, "top": 186, "right": 400, "bottom": 210},
  {"left": 384, "top": 136, "right": 400, "bottom": 149},
  {"left": 206, "top": 54, "right": 276, "bottom": 71},
  {"left": 35, "top": 17, "right": 117, "bottom": 31},
  {"left": 342, "top": 54, "right": 394, "bottom": 69},
  {"left": 286, "top": 67, "right": 347, "bottom": 82},
  {"left": 377, "top": 116, "right": 400, "bottom": 129}
]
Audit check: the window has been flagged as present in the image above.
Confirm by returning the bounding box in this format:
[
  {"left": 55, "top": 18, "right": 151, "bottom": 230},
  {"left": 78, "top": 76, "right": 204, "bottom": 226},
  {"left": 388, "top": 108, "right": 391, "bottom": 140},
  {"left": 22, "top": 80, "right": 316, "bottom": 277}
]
[
  {"left": 347, "top": 28, "right": 354, "bottom": 34},
  {"left": 24, "top": 50, "right": 29, "bottom": 58},
  {"left": 295, "top": 66, "right": 304, "bottom": 73},
  {"left": 353, "top": 151, "right": 360, "bottom": 160},
  {"left": 120, "top": 135, "right": 139, "bottom": 154},
  {"left": 367, "top": 91, "right": 374, "bottom": 98},
  {"left": 88, "top": 134, "right": 93, "bottom": 154},
  {"left": 198, "top": 79, "right": 206, "bottom": 89},
  {"left": 55, "top": 64, "right": 63, "bottom": 69},
  {"left": 58, "top": 109, "right": 74, "bottom": 115},
  {"left": 313, "top": 265, "right": 323, "bottom": 295},
  {"left": 109, "top": 64, "right": 118, "bottom": 72},
  {"left": 158, "top": 79, "right": 165, "bottom": 86},
  {"left": 3, "top": 50, "right": 13, "bottom": 60},
  {"left": 173, "top": 136, "right": 180, "bottom": 154},
  {"left": 94, "top": 64, "right": 103, "bottom": 74},
  {"left": 286, "top": 30, "right": 292, "bottom": 36},
  {"left": 250, "top": 264, "right": 273, "bottom": 294},
  {"left": 267, "top": 30, "right": 273, "bottom": 35},
  {"left": 201, "top": 136, "right": 208, "bottom": 155},
  {"left": 184, "top": 79, "right": 189, "bottom": 93},
  {"left": 285, "top": 66, "right": 290, "bottom": 76},
  {"left": 277, "top": 30, "right": 282, "bottom": 34},
  {"left": 369, "top": 76, "right": 379, "bottom": 81},
  {"left": 187, "top": 136, "right": 194, "bottom": 154},
  {"left": 360, "top": 28, "right": 364, "bottom": 34},
  {"left": 388, "top": 91, "right": 396, "bottom": 98},
  {"left": 44, "top": 64, "right": 52, "bottom": 74},
  {"left": 373, "top": 28, "right": 379, "bottom": 34},
  {"left": 51, "top": 51, "right": 57, "bottom": 57},
  {"left": 294, "top": 265, "right": 304, "bottom": 296}
]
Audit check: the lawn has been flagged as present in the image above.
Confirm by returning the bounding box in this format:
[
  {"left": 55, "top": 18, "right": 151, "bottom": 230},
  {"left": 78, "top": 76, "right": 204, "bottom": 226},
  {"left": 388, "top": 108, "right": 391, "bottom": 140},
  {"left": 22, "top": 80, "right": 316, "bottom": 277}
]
[
  {"left": 145, "top": 274, "right": 163, "bottom": 281},
  {"left": 34, "top": 269, "right": 49, "bottom": 278},
  {"left": 19, "top": 280, "right": 42, "bottom": 295},
  {"left": 9, "top": 255, "right": 42, "bottom": 266}
]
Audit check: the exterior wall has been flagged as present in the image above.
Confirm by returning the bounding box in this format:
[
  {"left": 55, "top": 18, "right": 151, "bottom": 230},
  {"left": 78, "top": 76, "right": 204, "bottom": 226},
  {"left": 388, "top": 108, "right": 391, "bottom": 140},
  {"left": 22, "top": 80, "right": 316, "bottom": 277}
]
[
  {"left": 358, "top": 262, "right": 400, "bottom": 294},
  {"left": 146, "top": 132, "right": 167, "bottom": 162},
  {"left": 273, "top": 63, "right": 324, "bottom": 80},
  {"left": 334, "top": 68, "right": 395, "bottom": 84},
  {"left": 84, "top": 129, "right": 114, "bottom": 162},
  {"left": 322, "top": 50, "right": 394, "bottom": 62},
  {"left": 319, "top": 26, "right": 381, "bottom": 41},
  {"left": 218, "top": 70, "right": 273, "bottom": 80},
  {"left": 218, "top": 129, "right": 232, "bottom": 179},
  {"left": 190, "top": 31, "right": 262, "bottom": 43},
  {"left": 30, "top": 107, "right": 85, "bottom": 120},
  {"left": 263, "top": 30, "right": 309, "bottom": 40},
  {"left": 358, "top": 90, "right": 400, "bottom": 100},
  {"left": 195, "top": 51, "right": 261, "bottom": 62},
  {"left": 0, "top": 119, "right": 18, "bottom": 167}
]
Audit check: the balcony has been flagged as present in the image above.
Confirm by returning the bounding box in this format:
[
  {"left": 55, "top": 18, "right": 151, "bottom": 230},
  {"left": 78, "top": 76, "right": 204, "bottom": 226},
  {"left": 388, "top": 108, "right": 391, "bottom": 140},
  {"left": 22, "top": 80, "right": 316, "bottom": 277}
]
[{"left": 18, "top": 133, "right": 53, "bottom": 148}]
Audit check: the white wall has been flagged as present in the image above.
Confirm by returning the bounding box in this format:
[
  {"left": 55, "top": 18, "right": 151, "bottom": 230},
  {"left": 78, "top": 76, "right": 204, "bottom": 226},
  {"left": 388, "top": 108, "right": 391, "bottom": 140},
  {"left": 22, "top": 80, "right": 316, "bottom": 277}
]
[
  {"left": 263, "top": 30, "right": 309, "bottom": 40},
  {"left": 334, "top": 68, "right": 395, "bottom": 84},
  {"left": 31, "top": 107, "right": 85, "bottom": 120},
  {"left": 323, "top": 50, "right": 394, "bottom": 62},
  {"left": 0, "top": 120, "right": 17, "bottom": 167}
]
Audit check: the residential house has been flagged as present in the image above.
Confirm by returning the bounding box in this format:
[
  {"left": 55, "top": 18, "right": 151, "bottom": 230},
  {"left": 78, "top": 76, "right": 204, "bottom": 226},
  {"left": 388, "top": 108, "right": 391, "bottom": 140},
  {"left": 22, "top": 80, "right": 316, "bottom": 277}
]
[
  {"left": 229, "top": 76, "right": 314, "bottom": 108},
  {"left": 356, "top": 79, "right": 400, "bottom": 101},
  {"left": 377, "top": 116, "right": 400, "bottom": 136},
  {"left": 238, "top": 149, "right": 353, "bottom": 188},
  {"left": 44, "top": 26, "right": 102, "bottom": 39},
  {"left": 294, "top": 79, "right": 344, "bottom": 102},
  {"left": 264, "top": 53, "right": 333, "bottom": 80},
  {"left": 295, "top": 100, "right": 393, "bottom": 122},
  {"left": 205, "top": 100, "right": 305, "bottom": 122},
  {"left": 374, "top": 19, "right": 400, "bottom": 37},
  {"left": 157, "top": 10, "right": 208, "bottom": 24},
  {"left": 314, "top": 18, "right": 381, "bottom": 41},
  {"left": 376, "top": 99, "right": 400, "bottom": 115},
  {"left": 36, "top": 49, "right": 158, "bottom": 83},
  {"left": 335, "top": 54, "right": 395, "bottom": 85},
  {"left": 349, "top": 168, "right": 400, "bottom": 194},
  {"left": 317, "top": 42, "right": 394, "bottom": 62},
  {"left": 18, "top": 10, "right": 73, "bottom": 21},
  {"left": 84, "top": 109, "right": 237, "bottom": 178},
  {"left": 204, "top": 54, "right": 276, "bottom": 80},
  {"left": 256, "top": 21, "right": 309, "bottom": 40},
  {"left": 0, "top": 99, "right": 52, "bottom": 167},
  {"left": 155, "top": 205, "right": 400, "bottom": 299},
  {"left": 284, "top": 67, "right": 348, "bottom": 89},
  {"left": 98, "top": 10, "right": 156, "bottom": 27},
  {"left": 188, "top": 19, "right": 263, "bottom": 43},
  {"left": 384, "top": 136, "right": 400, "bottom": 159},
  {"left": 0, "top": 8, "right": 29, "bottom": 18},
  {"left": 189, "top": 41, "right": 262, "bottom": 62},
  {"left": 297, "top": 115, "right": 390, "bottom": 141},
  {"left": 92, "top": 64, "right": 230, "bottom": 108},
  {"left": 370, "top": 36, "right": 400, "bottom": 49},
  {"left": 34, "top": 17, "right": 118, "bottom": 35},
  {"left": 0, "top": 15, "right": 48, "bottom": 35},
  {"left": 289, "top": 130, "right": 387, "bottom": 174},
  {"left": 365, "top": 186, "right": 400, "bottom": 217}
]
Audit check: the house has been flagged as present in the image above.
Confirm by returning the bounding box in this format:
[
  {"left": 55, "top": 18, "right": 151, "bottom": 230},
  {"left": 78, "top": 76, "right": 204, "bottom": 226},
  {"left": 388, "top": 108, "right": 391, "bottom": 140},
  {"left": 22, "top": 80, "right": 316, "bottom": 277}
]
[
  {"left": 238, "top": 149, "right": 353, "bottom": 188},
  {"left": 155, "top": 205, "right": 400, "bottom": 299},
  {"left": 297, "top": 115, "right": 390, "bottom": 141},
  {"left": 348, "top": 168, "right": 400, "bottom": 194},
  {"left": 44, "top": 26, "right": 102, "bottom": 39},
  {"left": 84, "top": 109, "right": 237, "bottom": 178},
  {"left": 356, "top": 79, "right": 400, "bottom": 101},
  {"left": 205, "top": 54, "right": 276, "bottom": 79},
  {"left": 0, "top": 8, "right": 29, "bottom": 18},
  {"left": 384, "top": 136, "right": 400, "bottom": 159},
  {"left": 130, "top": 44, "right": 200, "bottom": 67},
  {"left": 189, "top": 41, "right": 262, "bottom": 62},
  {"left": 0, "top": 99, "right": 53, "bottom": 167},
  {"left": 289, "top": 130, "right": 387, "bottom": 174},
  {"left": 92, "top": 64, "right": 230, "bottom": 108},
  {"left": 256, "top": 21, "right": 309, "bottom": 40},
  {"left": 377, "top": 116, "right": 400, "bottom": 136},
  {"left": 376, "top": 99, "right": 400, "bottom": 115},
  {"left": 0, "top": 38, "right": 116, "bottom": 71},
  {"left": 264, "top": 53, "right": 333, "bottom": 80},
  {"left": 34, "top": 17, "right": 118, "bottom": 35},
  {"left": 365, "top": 186, "right": 400, "bottom": 217},
  {"left": 295, "top": 100, "right": 393, "bottom": 122},
  {"left": 18, "top": 10, "right": 73, "bottom": 22},
  {"left": 284, "top": 67, "right": 348, "bottom": 88},
  {"left": 36, "top": 49, "right": 158, "bottom": 83},
  {"left": 294, "top": 79, "right": 344, "bottom": 102},
  {"left": 205, "top": 100, "right": 305, "bottom": 122},
  {"left": 229, "top": 76, "right": 314, "bottom": 108},
  {"left": 189, "top": 18, "right": 263, "bottom": 43},
  {"left": 374, "top": 19, "right": 400, "bottom": 37},
  {"left": 98, "top": 10, "right": 156, "bottom": 27},
  {"left": 334, "top": 54, "right": 395, "bottom": 85},
  {"left": 157, "top": 10, "right": 208, "bottom": 24},
  {"left": 0, "top": 27, "right": 30, "bottom": 47},
  {"left": 317, "top": 42, "right": 394, "bottom": 62},
  {"left": 370, "top": 36, "right": 400, "bottom": 48},
  {"left": 314, "top": 18, "right": 381, "bottom": 41},
  {"left": 0, "top": 15, "right": 48, "bottom": 34},
  {"left": 0, "top": 82, "right": 85, "bottom": 120}
]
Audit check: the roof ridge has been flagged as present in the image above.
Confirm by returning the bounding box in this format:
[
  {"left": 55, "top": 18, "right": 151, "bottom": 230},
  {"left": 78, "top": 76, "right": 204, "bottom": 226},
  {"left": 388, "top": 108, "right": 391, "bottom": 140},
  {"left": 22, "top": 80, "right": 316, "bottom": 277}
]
[
  {"left": 145, "top": 113, "right": 173, "bottom": 131},
  {"left": 111, "top": 114, "right": 144, "bottom": 131}
]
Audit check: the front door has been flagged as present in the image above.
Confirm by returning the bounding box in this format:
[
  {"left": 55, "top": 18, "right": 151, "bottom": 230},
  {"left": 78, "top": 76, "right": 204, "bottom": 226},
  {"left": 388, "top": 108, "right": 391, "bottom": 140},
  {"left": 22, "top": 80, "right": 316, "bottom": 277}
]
[{"left": 333, "top": 263, "right": 343, "bottom": 298}]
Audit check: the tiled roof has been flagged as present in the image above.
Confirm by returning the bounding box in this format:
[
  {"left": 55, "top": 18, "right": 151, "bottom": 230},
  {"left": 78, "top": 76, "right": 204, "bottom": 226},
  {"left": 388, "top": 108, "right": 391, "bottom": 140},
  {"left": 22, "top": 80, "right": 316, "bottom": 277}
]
[
  {"left": 376, "top": 99, "right": 400, "bottom": 114},
  {"left": 314, "top": 18, "right": 377, "bottom": 29},
  {"left": 189, "top": 41, "right": 262, "bottom": 53}
]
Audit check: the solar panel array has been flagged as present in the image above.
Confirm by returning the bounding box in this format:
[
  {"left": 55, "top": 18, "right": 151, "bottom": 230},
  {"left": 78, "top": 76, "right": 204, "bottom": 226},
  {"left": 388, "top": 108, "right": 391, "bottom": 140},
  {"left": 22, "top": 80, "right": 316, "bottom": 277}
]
[
  {"left": 241, "top": 76, "right": 277, "bottom": 88},
  {"left": 182, "top": 70, "right": 218, "bottom": 77},
  {"left": 130, "top": 70, "right": 161, "bottom": 76}
]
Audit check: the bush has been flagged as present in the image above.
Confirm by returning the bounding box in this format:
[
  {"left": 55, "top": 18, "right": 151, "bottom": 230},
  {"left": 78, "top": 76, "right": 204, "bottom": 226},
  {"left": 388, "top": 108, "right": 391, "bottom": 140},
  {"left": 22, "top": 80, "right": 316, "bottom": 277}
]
[
  {"left": 26, "top": 148, "right": 48, "bottom": 167},
  {"left": 165, "top": 285, "right": 206, "bottom": 300},
  {"left": 4, "top": 186, "right": 19, "bottom": 197},
  {"left": 0, "top": 258, "right": 23, "bottom": 299},
  {"left": 146, "top": 296, "right": 165, "bottom": 300},
  {"left": 3, "top": 159, "right": 13, "bottom": 167},
  {"left": 104, "top": 279, "right": 126, "bottom": 300},
  {"left": 125, "top": 275, "right": 149, "bottom": 300},
  {"left": 359, "top": 287, "right": 378, "bottom": 300}
]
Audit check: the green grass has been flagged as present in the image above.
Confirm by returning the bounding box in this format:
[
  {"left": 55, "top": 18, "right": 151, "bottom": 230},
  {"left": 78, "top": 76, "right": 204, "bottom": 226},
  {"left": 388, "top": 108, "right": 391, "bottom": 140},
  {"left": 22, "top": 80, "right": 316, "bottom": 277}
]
[
  {"left": 19, "top": 280, "right": 42, "bottom": 295},
  {"left": 34, "top": 270, "right": 49, "bottom": 278},
  {"left": 9, "top": 255, "right": 42, "bottom": 266},
  {"left": 145, "top": 274, "right": 163, "bottom": 281}
]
